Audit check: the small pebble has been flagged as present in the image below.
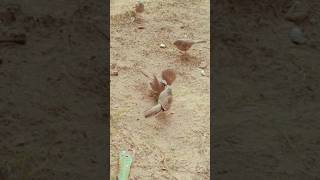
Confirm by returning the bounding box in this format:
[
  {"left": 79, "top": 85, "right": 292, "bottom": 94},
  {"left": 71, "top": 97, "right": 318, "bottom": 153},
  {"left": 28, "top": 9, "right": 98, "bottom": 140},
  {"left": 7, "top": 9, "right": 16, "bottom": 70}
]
[
  {"left": 289, "top": 26, "right": 306, "bottom": 44},
  {"left": 201, "top": 70, "right": 205, "bottom": 76},
  {"left": 160, "top": 43, "right": 166, "bottom": 48}
]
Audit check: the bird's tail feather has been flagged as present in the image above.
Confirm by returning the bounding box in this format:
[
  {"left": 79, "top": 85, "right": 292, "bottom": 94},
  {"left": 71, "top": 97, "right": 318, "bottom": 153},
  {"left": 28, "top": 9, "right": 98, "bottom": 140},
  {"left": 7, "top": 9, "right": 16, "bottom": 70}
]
[
  {"left": 144, "top": 104, "right": 162, "bottom": 118},
  {"left": 194, "top": 40, "right": 206, "bottom": 44}
]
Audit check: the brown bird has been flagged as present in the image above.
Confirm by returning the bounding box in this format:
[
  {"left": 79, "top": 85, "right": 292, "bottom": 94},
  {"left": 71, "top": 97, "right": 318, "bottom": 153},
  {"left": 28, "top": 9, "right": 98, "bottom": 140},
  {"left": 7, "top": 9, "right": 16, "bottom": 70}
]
[
  {"left": 135, "top": 0, "right": 144, "bottom": 13},
  {"left": 144, "top": 82, "right": 173, "bottom": 118},
  {"left": 173, "top": 39, "right": 206, "bottom": 54},
  {"left": 149, "top": 69, "right": 176, "bottom": 97}
]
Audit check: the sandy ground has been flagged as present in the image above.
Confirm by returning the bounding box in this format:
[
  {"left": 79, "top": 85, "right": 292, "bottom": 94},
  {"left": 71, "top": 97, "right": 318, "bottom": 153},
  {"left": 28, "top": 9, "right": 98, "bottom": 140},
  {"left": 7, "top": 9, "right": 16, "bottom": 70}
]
[
  {"left": 0, "top": 1, "right": 107, "bottom": 179},
  {"left": 110, "top": 0, "right": 210, "bottom": 179},
  {"left": 213, "top": 0, "right": 320, "bottom": 179}
]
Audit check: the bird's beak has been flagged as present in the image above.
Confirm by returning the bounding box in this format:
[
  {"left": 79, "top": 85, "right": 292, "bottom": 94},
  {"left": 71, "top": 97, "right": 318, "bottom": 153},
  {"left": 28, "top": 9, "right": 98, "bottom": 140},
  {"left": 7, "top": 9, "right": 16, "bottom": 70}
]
[{"left": 160, "top": 79, "right": 168, "bottom": 86}]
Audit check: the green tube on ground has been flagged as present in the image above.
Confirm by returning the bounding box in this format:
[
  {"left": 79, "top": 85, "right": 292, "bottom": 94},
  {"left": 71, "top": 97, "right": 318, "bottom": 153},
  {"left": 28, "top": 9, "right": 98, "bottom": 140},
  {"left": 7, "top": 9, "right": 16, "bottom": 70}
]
[{"left": 118, "top": 150, "right": 133, "bottom": 180}]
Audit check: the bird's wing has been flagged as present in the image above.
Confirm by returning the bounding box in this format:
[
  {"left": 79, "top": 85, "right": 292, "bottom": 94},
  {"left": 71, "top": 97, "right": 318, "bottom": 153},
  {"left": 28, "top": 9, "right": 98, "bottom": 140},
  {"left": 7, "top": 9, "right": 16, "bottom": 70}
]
[
  {"left": 158, "top": 87, "right": 173, "bottom": 111},
  {"left": 160, "top": 95, "right": 173, "bottom": 111},
  {"left": 149, "top": 75, "right": 164, "bottom": 94}
]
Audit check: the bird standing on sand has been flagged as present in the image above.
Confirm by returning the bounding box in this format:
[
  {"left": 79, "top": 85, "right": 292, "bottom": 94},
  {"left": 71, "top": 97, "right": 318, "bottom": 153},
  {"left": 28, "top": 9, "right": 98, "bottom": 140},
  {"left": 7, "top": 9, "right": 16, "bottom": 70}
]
[
  {"left": 134, "top": 0, "right": 144, "bottom": 27},
  {"left": 144, "top": 81, "right": 173, "bottom": 118},
  {"left": 173, "top": 39, "right": 206, "bottom": 55}
]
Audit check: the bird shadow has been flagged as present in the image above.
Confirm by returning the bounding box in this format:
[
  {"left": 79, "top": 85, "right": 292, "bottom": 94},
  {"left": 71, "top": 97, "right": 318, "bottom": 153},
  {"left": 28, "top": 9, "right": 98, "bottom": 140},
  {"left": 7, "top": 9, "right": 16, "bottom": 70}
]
[
  {"left": 174, "top": 53, "right": 201, "bottom": 67},
  {"left": 154, "top": 112, "right": 172, "bottom": 128},
  {"left": 133, "top": 81, "right": 157, "bottom": 102}
]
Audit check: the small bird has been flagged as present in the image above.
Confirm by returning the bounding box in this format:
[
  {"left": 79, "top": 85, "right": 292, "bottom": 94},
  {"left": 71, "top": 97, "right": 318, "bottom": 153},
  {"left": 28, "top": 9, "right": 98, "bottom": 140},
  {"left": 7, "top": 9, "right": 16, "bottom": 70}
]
[
  {"left": 149, "top": 69, "right": 176, "bottom": 97},
  {"left": 135, "top": 0, "right": 144, "bottom": 13},
  {"left": 173, "top": 39, "right": 206, "bottom": 54},
  {"left": 144, "top": 81, "right": 173, "bottom": 118}
]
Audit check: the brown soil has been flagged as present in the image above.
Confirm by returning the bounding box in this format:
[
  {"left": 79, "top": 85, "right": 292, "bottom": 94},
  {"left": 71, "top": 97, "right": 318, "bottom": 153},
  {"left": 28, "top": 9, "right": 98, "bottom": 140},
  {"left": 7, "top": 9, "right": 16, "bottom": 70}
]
[
  {"left": 110, "top": 0, "right": 210, "bottom": 179},
  {"left": 213, "top": 0, "right": 320, "bottom": 179},
  {"left": 0, "top": 1, "right": 107, "bottom": 179}
]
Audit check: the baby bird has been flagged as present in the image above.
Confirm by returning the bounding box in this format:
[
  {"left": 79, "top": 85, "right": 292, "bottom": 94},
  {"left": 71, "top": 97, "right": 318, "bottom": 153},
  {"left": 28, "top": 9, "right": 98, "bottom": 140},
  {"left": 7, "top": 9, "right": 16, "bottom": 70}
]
[
  {"left": 144, "top": 81, "right": 173, "bottom": 118},
  {"left": 149, "top": 69, "right": 176, "bottom": 98},
  {"left": 173, "top": 39, "right": 206, "bottom": 55}
]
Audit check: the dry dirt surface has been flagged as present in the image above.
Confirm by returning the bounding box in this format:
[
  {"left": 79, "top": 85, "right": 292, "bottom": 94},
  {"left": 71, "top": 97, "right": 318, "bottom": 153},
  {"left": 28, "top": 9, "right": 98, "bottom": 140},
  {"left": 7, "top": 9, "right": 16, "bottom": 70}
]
[
  {"left": 213, "top": 0, "right": 320, "bottom": 179},
  {"left": 110, "top": 0, "right": 210, "bottom": 179},
  {"left": 0, "top": 0, "right": 107, "bottom": 179}
]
